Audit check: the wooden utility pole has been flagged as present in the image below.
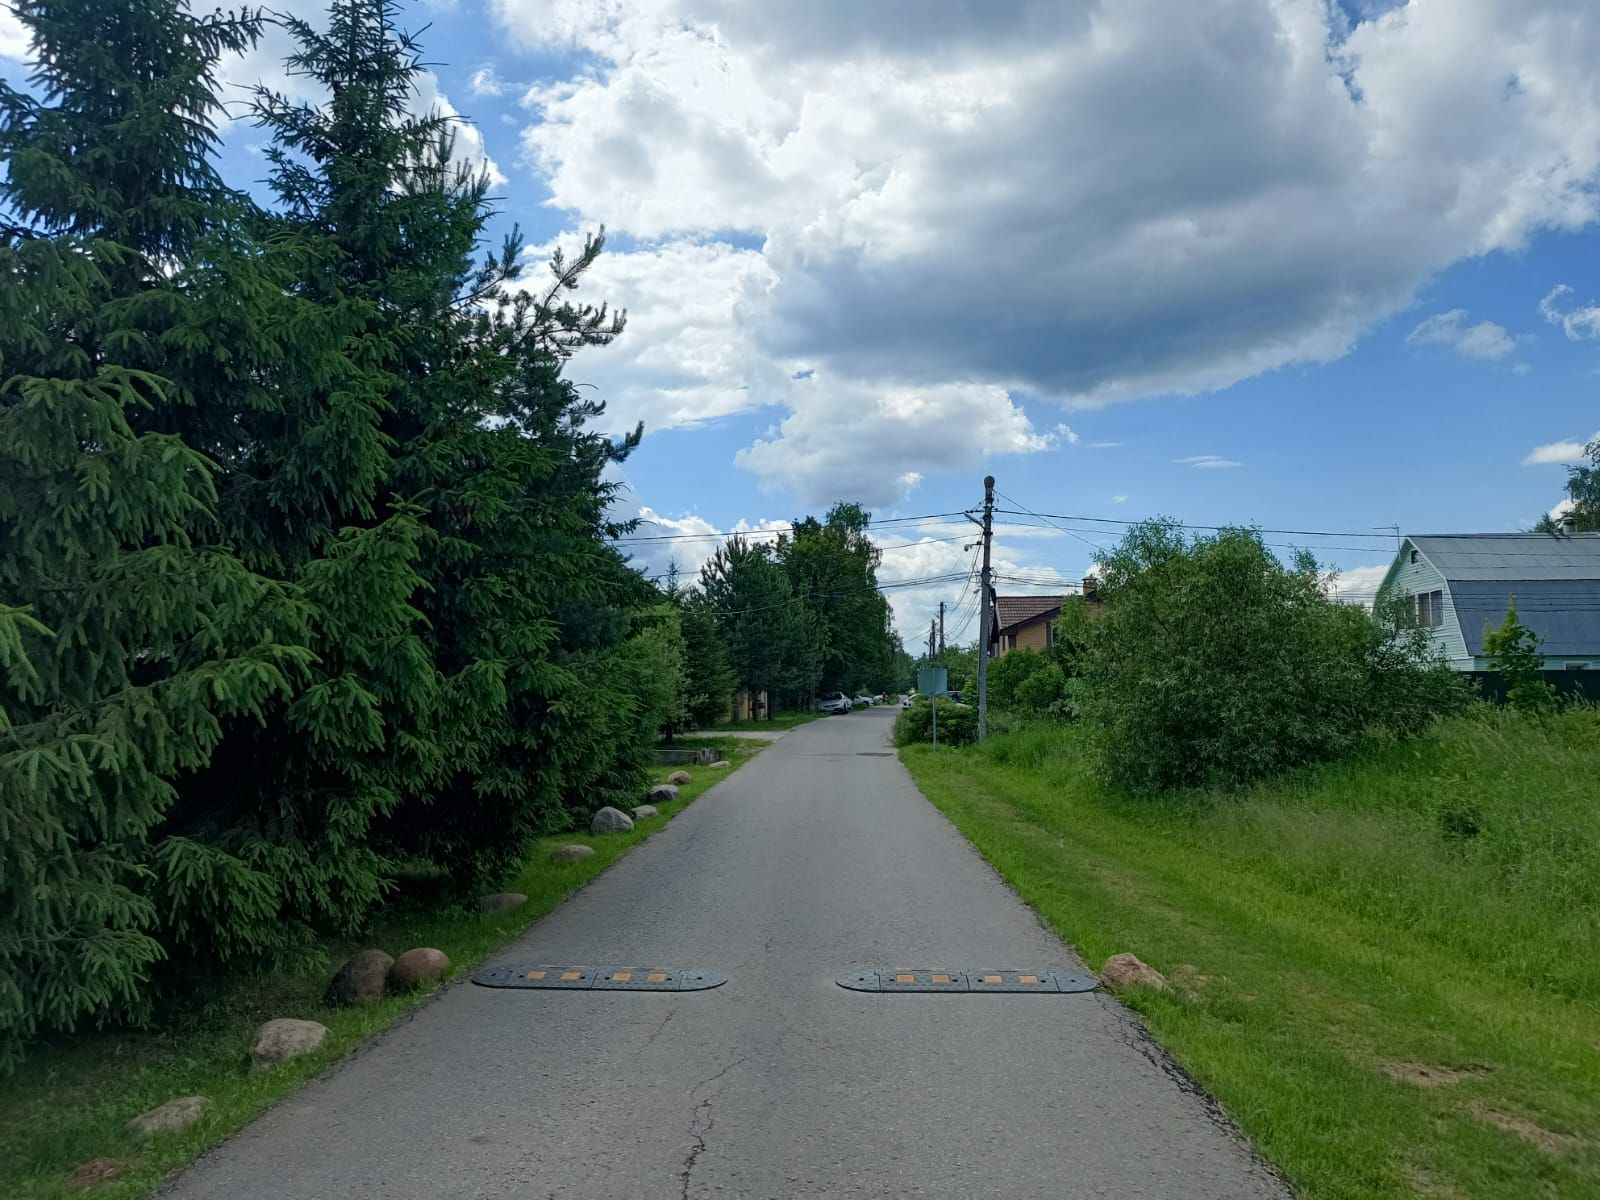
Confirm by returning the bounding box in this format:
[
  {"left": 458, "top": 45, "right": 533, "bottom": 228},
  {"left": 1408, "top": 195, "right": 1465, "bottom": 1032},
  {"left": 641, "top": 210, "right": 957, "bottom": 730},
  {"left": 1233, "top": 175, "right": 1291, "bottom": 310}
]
[
  {"left": 927, "top": 619, "right": 937, "bottom": 661},
  {"left": 975, "top": 475, "right": 995, "bottom": 740},
  {"left": 938, "top": 601, "right": 945, "bottom": 654}
]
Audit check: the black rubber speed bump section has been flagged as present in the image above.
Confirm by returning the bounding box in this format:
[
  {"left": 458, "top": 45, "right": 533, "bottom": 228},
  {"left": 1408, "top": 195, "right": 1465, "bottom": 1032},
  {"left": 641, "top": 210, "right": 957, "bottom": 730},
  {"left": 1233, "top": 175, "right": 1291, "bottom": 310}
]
[
  {"left": 472, "top": 965, "right": 727, "bottom": 992},
  {"left": 836, "top": 969, "right": 1097, "bottom": 994}
]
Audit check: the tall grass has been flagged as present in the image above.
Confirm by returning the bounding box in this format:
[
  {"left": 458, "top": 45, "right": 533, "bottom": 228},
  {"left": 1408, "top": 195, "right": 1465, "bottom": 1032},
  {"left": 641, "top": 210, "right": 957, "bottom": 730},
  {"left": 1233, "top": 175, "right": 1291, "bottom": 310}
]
[
  {"left": 904, "top": 707, "right": 1600, "bottom": 1198},
  {"left": 976, "top": 706, "right": 1600, "bottom": 1004}
]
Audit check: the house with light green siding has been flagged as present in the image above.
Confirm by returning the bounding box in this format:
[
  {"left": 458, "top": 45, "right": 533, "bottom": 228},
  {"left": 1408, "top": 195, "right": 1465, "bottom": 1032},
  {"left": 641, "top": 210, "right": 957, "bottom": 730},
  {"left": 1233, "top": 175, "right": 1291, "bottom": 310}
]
[{"left": 1375, "top": 530, "right": 1600, "bottom": 671}]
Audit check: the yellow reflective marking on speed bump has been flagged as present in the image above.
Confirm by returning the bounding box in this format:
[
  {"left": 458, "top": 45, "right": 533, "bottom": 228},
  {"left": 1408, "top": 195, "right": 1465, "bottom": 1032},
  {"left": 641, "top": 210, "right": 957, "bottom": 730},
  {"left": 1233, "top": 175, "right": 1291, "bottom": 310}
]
[
  {"left": 835, "top": 969, "right": 1098, "bottom": 994},
  {"left": 473, "top": 965, "right": 728, "bottom": 991}
]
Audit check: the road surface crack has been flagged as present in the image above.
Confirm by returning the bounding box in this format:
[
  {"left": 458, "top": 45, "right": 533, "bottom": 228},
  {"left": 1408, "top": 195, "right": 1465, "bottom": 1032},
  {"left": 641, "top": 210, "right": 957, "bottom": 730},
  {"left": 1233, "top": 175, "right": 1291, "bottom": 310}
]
[
  {"left": 679, "top": 1055, "right": 746, "bottom": 1199},
  {"left": 644, "top": 1007, "right": 676, "bottom": 1049},
  {"left": 679, "top": 1095, "right": 714, "bottom": 1200},
  {"left": 690, "top": 1054, "right": 746, "bottom": 1097}
]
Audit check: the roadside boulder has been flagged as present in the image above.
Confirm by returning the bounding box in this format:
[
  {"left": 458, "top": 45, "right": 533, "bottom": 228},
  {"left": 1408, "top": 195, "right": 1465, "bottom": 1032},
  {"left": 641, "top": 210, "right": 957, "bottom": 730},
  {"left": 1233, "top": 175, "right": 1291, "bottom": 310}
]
[
  {"left": 251, "top": 1018, "right": 329, "bottom": 1070},
  {"left": 326, "top": 948, "right": 393, "bottom": 1007},
  {"left": 590, "top": 806, "right": 634, "bottom": 834},
  {"left": 124, "top": 1096, "right": 208, "bottom": 1139},
  {"left": 388, "top": 947, "right": 450, "bottom": 992},
  {"left": 647, "top": 783, "right": 679, "bottom": 803},
  {"left": 66, "top": 1159, "right": 128, "bottom": 1191},
  {"left": 551, "top": 844, "right": 595, "bottom": 862},
  {"left": 709, "top": 760, "right": 732, "bottom": 769},
  {"left": 1099, "top": 953, "right": 1167, "bottom": 991},
  {"left": 478, "top": 892, "right": 528, "bottom": 914},
  {"left": 667, "top": 770, "right": 692, "bottom": 785},
  {"left": 632, "top": 804, "right": 659, "bottom": 820}
]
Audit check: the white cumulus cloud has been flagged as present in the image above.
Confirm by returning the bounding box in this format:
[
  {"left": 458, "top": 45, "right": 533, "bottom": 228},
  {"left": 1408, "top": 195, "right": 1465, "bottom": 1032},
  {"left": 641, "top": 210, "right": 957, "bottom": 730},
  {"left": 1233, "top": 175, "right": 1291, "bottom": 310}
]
[
  {"left": 1522, "top": 435, "right": 1595, "bottom": 465},
  {"left": 0, "top": 7, "right": 28, "bottom": 59},
  {"left": 1175, "top": 454, "right": 1243, "bottom": 469},
  {"left": 1406, "top": 309, "right": 1519, "bottom": 360},
  {"left": 497, "top": 0, "right": 1600, "bottom": 413},
  {"left": 1539, "top": 284, "right": 1600, "bottom": 340}
]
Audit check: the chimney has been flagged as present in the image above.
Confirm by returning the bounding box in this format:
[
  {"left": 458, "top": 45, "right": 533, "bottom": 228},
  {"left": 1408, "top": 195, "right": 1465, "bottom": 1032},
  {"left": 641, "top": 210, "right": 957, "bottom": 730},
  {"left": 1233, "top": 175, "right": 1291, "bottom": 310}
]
[
  {"left": 1560, "top": 514, "right": 1577, "bottom": 536},
  {"left": 1082, "top": 574, "right": 1100, "bottom": 603}
]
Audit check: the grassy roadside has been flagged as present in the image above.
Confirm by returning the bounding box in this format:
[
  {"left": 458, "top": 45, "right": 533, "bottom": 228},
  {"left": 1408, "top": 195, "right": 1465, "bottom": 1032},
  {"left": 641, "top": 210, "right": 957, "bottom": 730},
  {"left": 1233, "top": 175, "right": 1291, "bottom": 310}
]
[
  {"left": 901, "top": 712, "right": 1600, "bottom": 1200},
  {"left": 0, "top": 741, "right": 763, "bottom": 1200},
  {"left": 681, "top": 709, "right": 824, "bottom": 733}
]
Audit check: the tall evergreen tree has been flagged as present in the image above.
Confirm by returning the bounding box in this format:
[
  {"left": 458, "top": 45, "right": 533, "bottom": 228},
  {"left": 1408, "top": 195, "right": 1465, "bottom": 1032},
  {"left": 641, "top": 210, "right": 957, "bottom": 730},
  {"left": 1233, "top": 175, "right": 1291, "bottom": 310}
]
[
  {"left": 779, "top": 502, "right": 896, "bottom": 694},
  {"left": 674, "top": 585, "right": 736, "bottom": 727},
  {"left": 226, "top": 0, "right": 651, "bottom": 890},
  {"left": 0, "top": 0, "right": 308, "bottom": 1065},
  {"left": 700, "top": 536, "right": 820, "bottom": 713}
]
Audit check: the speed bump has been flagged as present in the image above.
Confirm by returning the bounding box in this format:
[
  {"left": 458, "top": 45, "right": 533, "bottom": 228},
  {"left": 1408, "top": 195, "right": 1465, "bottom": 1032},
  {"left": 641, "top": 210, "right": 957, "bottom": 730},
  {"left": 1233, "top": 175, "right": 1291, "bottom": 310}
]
[
  {"left": 471, "top": 965, "right": 727, "bottom": 992},
  {"left": 836, "top": 969, "right": 1096, "bottom": 994}
]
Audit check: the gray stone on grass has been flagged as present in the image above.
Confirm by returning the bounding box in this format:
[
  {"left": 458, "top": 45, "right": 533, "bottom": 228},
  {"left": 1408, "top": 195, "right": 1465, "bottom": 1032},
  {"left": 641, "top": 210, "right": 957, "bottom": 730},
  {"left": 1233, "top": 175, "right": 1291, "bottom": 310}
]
[
  {"left": 590, "top": 806, "right": 634, "bottom": 834},
  {"left": 551, "top": 844, "right": 595, "bottom": 862},
  {"left": 667, "top": 770, "right": 692, "bottom": 785},
  {"left": 387, "top": 947, "right": 450, "bottom": 991},
  {"left": 632, "top": 804, "right": 658, "bottom": 820},
  {"left": 1099, "top": 953, "right": 1167, "bottom": 991},
  {"left": 709, "top": 760, "right": 732, "bottom": 769},
  {"left": 478, "top": 892, "right": 527, "bottom": 914},
  {"left": 647, "top": 783, "right": 679, "bottom": 803},
  {"left": 326, "top": 948, "right": 393, "bottom": 1007},
  {"left": 125, "top": 1096, "right": 208, "bottom": 1139},
  {"left": 251, "top": 1019, "right": 329, "bottom": 1070}
]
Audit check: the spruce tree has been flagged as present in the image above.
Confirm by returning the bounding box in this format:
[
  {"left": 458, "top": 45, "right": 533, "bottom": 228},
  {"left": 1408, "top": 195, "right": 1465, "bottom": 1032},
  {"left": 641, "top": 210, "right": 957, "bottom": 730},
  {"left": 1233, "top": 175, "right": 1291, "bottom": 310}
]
[
  {"left": 0, "top": 0, "right": 307, "bottom": 1066},
  {"left": 701, "top": 536, "right": 820, "bottom": 713},
  {"left": 241, "top": 0, "right": 649, "bottom": 889}
]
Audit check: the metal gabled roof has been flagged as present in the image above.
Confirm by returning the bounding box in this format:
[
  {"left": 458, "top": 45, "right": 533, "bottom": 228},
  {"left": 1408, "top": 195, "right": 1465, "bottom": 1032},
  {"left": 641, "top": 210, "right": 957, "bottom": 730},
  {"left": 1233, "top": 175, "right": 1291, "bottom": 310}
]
[
  {"left": 1409, "top": 533, "right": 1600, "bottom": 581},
  {"left": 1449, "top": 579, "right": 1600, "bottom": 657}
]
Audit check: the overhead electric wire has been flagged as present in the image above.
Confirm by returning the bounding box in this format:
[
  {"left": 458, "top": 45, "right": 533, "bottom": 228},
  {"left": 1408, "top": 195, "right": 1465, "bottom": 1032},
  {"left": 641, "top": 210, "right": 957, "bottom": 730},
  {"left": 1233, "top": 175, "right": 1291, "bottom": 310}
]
[
  {"left": 993, "top": 489, "right": 1113, "bottom": 554},
  {"left": 991, "top": 509, "right": 1401, "bottom": 541},
  {"left": 614, "top": 510, "right": 967, "bottom": 545},
  {"left": 704, "top": 571, "right": 975, "bottom": 619}
]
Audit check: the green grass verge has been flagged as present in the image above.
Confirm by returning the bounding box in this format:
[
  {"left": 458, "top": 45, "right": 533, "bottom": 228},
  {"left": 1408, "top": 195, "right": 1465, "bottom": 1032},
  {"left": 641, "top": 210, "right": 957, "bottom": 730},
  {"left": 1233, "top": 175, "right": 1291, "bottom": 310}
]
[
  {"left": 686, "top": 709, "right": 823, "bottom": 732},
  {"left": 900, "top": 710, "right": 1600, "bottom": 1200},
  {"left": 0, "top": 741, "right": 763, "bottom": 1199}
]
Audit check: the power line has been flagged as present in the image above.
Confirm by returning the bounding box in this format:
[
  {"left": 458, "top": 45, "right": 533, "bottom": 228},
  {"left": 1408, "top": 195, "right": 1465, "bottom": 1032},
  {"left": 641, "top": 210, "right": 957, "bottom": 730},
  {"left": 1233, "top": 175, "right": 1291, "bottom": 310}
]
[
  {"left": 614, "top": 511, "right": 966, "bottom": 545},
  {"left": 994, "top": 490, "right": 1113, "bottom": 554},
  {"left": 704, "top": 571, "right": 975, "bottom": 619},
  {"left": 991, "top": 508, "right": 1400, "bottom": 541}
]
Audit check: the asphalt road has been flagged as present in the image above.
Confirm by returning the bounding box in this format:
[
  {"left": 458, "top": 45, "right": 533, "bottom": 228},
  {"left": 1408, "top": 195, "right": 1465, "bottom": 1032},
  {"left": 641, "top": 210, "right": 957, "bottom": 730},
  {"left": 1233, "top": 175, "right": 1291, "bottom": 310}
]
[{"left": 164, "top": 709, "right": 1287, "bottom": 1199}]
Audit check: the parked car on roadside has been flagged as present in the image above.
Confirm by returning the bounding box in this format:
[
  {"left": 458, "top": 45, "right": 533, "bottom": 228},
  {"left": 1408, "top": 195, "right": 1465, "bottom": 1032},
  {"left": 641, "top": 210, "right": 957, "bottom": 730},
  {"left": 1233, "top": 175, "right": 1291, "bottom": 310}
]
[
  {"left": 853, "top": 695, "right": 875, "bottom": 708},
  {"left": 816, "top": 692, "right": 852, "bottom": 715}
]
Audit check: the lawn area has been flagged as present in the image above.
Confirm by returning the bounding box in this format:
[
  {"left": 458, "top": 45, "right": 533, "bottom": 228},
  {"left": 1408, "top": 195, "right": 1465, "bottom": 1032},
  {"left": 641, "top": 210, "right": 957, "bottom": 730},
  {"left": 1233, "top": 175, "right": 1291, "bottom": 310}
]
[
  {"left": 0, "top": 742, "right": 762, "bottom": 1200},
  {"left": 686, "top": 708, "right": 824, "bottom": 732},
  {"left": 901, "top": 709, "right": 1600, "bottom": 1200}
]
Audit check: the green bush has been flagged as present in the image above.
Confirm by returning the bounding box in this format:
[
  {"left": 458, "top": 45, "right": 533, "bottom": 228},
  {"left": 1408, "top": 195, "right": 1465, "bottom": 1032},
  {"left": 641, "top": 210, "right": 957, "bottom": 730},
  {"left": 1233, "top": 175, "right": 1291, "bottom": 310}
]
[
  {"left": 1482, "top": 599, "right": 1558, "bottom": 714},
  {"left": 893, "top": 696, "right": 978, "bottom": 747},
  {"left": 1075, "top": 522, "right": 1468, "bottom": 793}
]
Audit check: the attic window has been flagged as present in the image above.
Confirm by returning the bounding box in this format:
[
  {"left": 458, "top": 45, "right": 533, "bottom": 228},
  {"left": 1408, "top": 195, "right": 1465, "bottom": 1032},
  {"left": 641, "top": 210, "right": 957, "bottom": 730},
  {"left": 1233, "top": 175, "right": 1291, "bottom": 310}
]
[
  {"left": 1409, "top": 548, "right": 1419, "bottom": 564},
  {"left": 1413, "top": 590, "right": 1443, "bottom": 627}
]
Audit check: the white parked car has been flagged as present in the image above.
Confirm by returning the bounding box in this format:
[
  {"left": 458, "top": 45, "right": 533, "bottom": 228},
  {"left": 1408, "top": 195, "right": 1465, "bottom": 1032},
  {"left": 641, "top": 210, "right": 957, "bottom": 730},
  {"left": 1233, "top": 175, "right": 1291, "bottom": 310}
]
[
  {"left": 816, "top": 692, "right": 852, "bottom": 715},
  {"left": 852, "top": 695, "right": 875, "bottom": 708}
]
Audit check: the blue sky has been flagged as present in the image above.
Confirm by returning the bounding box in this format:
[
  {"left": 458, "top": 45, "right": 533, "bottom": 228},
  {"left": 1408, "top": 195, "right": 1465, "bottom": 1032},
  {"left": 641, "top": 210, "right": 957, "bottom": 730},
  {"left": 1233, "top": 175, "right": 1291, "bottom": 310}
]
[{"left": 6, "top": 0, "right": 1599, "bottom": 634}]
